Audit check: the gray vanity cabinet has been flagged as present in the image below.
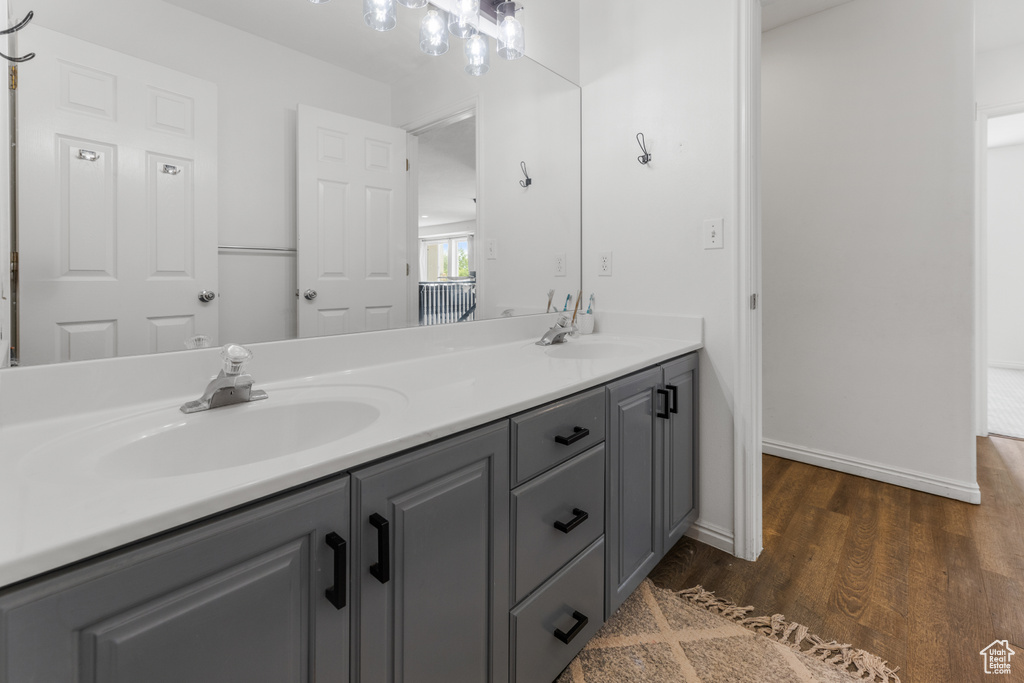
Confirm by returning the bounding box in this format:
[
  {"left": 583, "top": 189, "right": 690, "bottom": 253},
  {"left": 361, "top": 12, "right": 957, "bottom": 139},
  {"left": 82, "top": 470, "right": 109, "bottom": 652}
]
[
  {"left": 606, "top": 352, "right": 699, "bottom": 617},
  {"left": 0, "top": 476, "right": 352, "bottom": 683},
  {"left": 662, "top": 354, "right": 699, "bottom": 549},
  {"left": 353, "top": 422, "right": 510, "bottom": 683}
]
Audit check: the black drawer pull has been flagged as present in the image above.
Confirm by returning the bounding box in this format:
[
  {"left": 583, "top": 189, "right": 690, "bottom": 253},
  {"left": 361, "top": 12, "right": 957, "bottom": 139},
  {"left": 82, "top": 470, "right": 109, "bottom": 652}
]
[
  {"left": 369, "top": 513, "right": 390, "bottom": 584},
  {"left": 553, "top": 508, "right": 589, "bottom": 534},
  {"left": 667, "top": 384, "right": 679, "bottom": 414},
  {"left": 554, "top": 610, "right": 589, "bottom": 644},
  {"left": 555, "top": 426, "right": 590, "bottom": 446},
  {"left": 656, "top": 388, "right": 670, "bottom": 419},
  {"left": 325, "top": 532, "right": 347, "bottom": 610}
]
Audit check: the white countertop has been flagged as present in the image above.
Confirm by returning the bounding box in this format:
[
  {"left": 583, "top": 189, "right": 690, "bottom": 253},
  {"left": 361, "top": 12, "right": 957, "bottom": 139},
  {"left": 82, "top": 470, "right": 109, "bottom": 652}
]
[{"left": 0, "top": 314, "right": 701, "bottom": 588}]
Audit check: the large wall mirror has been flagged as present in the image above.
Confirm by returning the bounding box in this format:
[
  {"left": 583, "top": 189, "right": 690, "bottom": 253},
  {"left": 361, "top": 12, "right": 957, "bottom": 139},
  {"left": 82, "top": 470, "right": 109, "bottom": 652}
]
[{"left": 5, "top": 0, "right": 581, "bottom": 366}]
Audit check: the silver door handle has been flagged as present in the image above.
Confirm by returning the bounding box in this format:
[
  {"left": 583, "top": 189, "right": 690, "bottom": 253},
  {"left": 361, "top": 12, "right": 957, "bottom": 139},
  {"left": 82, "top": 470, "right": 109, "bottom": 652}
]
[
  {"left": 304, "top": 289, "right": 318, "bottom": 301},
  {"left": 198, "top": 290, "right": 216, "bottom": 303}
]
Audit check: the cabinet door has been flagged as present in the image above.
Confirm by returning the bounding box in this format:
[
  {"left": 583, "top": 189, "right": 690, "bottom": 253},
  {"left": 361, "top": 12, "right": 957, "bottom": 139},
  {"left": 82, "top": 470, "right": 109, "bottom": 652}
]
[
  {"left": 605, "top": 367, "right": 664, "bottom": 617},
  {"left": 0, "top": 477, "right": 351, "bottom": 683},
  {"left": 354, "top": 423, "right": 510, "bottom": 683},
  {"left": 662, "top": 354, "right": 699, "bottom": 549}
]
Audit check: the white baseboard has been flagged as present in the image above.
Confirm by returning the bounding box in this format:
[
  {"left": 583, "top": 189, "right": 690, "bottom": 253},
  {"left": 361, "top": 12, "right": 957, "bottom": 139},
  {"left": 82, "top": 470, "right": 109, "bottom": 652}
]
[
  {"left": 990, "top": 361, "right": 1024, "bottom": 371},
  {"left": 684, "top": 520, "right": 735, "bottom": 554},
  {"left": 763, "top": 439, "right": 981, "bottom": 505}
]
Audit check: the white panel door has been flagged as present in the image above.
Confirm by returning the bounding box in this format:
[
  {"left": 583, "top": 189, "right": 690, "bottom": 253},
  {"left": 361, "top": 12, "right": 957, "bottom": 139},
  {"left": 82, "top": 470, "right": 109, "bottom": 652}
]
[
  {"left": 296, "top": 105, "right": 407, "bottom": 337},
  {"left": 17, "top": 27, "right": 217, "bottom": 365}
]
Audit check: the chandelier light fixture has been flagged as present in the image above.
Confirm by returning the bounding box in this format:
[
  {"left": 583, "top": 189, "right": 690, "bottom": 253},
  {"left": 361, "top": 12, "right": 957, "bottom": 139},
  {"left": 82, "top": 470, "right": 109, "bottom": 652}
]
[
  {"left": 495, "top": 1, "right": 524, "bottom": 60},
  {"left": 464, "top": 29, "right": 490, "bottom": 76},
  {"left": 313, "top": 0, "right": 525, "bottom": 77},
  {"left": 362, "top": 0, "right": 397, "bottom": 31},
  {"left": 419, "top": 8, "right": 449, "bottom": 56}
]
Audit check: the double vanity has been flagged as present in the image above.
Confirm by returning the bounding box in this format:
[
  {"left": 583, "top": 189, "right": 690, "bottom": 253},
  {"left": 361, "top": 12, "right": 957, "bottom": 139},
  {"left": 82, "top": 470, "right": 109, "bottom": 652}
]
[{"left": 0, "top": 314, "right": 701, "bottom": 682}]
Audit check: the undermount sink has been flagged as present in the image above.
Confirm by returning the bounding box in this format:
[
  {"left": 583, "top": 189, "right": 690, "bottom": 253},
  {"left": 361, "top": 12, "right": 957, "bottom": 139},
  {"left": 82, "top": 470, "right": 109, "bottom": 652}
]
[
  {"left": 543, "top": 341, "right": 643, "bottom": 360},
  {"left": 25, "top": 385, "right": 406, "bottom": 480}
]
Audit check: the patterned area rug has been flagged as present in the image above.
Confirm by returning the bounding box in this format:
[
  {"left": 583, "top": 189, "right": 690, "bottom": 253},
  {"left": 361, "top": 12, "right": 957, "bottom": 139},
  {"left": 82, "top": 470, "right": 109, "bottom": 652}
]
[
  {"left": 989, "top": 367, "right": 1024, "bottom": 440},
  {"left": 557, "top": 580, "right": 901, "bottom": 683}
]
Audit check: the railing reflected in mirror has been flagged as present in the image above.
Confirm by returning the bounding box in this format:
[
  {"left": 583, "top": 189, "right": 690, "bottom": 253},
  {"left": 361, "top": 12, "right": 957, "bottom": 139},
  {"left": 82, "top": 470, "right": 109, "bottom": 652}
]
[{"left": 4, "top": 0, "right": 581, "bottom": 367}]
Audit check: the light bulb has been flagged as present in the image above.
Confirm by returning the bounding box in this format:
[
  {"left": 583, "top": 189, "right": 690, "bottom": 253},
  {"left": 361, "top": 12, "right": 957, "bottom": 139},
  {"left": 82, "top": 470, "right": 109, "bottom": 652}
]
[
  {"left": 448, "top": 0, "right": 479, "bottom": 38},
  {"left": 497, "top": 15, "right": 524, "bottom": 59},
  {"left": 397, "top": 0, "right": 428, "bottom": 7},
  {"left": 465, "top": 30, "right": 489, "bottom": 76},
  {"left": 363, "top": 0, "right": 397, "bottom": 31},
  {"left": 420, "top": 9, "right": 449, "bottom": 56}
]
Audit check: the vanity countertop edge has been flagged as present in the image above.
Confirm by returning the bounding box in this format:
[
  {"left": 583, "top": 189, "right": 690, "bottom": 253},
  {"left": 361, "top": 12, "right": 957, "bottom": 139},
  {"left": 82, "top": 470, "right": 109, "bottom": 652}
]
[{"left": 0, "top": 315, "right": 702, "bottom": 589}]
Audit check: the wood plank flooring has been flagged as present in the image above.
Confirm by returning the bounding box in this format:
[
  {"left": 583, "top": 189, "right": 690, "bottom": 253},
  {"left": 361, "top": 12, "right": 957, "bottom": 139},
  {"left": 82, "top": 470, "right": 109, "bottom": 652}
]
[{"left": 649, "top": 437, "right": 1024, "bottom": 683}]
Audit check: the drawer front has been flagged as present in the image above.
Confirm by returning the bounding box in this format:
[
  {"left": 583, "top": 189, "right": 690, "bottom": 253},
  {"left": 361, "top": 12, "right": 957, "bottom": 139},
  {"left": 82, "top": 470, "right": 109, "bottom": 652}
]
[
  {"left": 510, "top": 538, "right": 604, "bottom": 683},
  {"left": 512, "top": 444, "right": 605, "bottom": 603},
  {"left": 511, "top": 388, "right": 605, "bottom": 486}
]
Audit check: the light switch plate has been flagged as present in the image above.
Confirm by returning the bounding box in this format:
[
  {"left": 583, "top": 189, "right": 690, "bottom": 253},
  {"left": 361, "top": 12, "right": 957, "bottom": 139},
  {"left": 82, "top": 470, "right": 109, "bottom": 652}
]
[
  {"left": 704, "top": 219, "right": 724, "bottom": 249},
  {"left": 486, "top": 239, "right": 498, "bottom": 260}
]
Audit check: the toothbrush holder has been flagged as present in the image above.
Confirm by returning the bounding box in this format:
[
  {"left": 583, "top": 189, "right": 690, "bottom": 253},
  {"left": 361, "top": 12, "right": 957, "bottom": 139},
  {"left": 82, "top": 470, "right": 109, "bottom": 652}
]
[{"left": 576, "top": 313, "right": 595, "bottom": 335}]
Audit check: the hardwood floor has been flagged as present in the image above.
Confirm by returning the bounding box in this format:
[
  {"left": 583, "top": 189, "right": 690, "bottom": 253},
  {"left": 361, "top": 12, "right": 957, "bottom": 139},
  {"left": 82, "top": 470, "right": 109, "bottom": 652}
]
[{"left": 650, "top": 437, "right": 1024, "bottom": 683}]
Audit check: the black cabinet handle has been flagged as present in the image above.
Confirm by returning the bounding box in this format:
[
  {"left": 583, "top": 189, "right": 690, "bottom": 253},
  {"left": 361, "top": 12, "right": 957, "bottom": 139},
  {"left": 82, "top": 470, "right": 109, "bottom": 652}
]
[
  {"left": 325, "top": 532, "right": 347, "bottom": 610},
  {"left": 553, "top": 508, "right": 589, "bottom": 534},
  {"left": 554, "top": 610, "right": 589, "bottom": 644},
  {"left": 555, "top": 426, "right": 590, "bottom": 446},
  {"left": 667, "top": 384, "right": 679, "bottom": 414},
  {"left": 369, "top": 513, "right": 390, "bottom": 584},
  {"left": 656, "top": 388, "right": 670, "bottom": 419}
]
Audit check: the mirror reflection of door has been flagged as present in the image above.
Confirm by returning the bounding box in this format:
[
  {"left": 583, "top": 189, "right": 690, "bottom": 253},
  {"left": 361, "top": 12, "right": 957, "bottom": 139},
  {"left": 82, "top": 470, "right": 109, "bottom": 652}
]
[
  {"left": 413, "top": 114, "right": 477, "bottom": 326},
  {"left": 17, "top": 28, "right": 218, "bottom": 365},
  {"left": 295, "top": 104, "right": 408, "bottom": 338}
]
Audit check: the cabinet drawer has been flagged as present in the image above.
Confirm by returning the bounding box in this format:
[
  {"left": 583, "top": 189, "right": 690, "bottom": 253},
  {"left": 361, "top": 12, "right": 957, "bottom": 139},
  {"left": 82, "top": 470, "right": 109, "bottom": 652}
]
[
  {"left": 510, "top": 538, "right": 604, "bottom": 683},
  {"left": 511, "top": 444, "right": 604, "bottom": 603},
  {"left": 511, "top": 388, "right": 605, "bottom": 486}
]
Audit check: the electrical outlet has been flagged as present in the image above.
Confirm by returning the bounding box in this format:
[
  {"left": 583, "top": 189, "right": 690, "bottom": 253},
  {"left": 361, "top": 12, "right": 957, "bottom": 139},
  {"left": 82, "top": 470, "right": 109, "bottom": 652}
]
[
  {"left": 486, "top": 239, "right": 498, "bottom": 260},
  {"left": 554, "top": 253, "right": 567, "bottom": 277},
  {"left": 704, "top": 219, "right": 724, "bottom": 249},
  {"left": 599, "top": 251, "right": 613, "bottom": 276}
]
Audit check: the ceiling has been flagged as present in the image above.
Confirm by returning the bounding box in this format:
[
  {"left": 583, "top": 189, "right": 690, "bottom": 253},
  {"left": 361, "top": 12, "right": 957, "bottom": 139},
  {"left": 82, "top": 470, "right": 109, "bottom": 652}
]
[
  {"left": 164, "top": 0, "right": 472, "bottom": 85},
  {"left": 762, "top": 0, "right": 1024, "bottom": 54}
]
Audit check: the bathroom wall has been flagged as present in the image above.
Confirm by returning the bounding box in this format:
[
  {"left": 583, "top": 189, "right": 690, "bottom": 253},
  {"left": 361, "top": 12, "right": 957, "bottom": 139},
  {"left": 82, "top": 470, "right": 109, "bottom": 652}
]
[
  {"left": 28, "top": 0, "right": 393, "bottom": 347},
  {"left": 987, "top": 143, "right": 1024, "bottom": 368},
  {"left": 580, "top": 0, "right": 744, "bottom": 550},
  {"left": 392, "top": 55, "right": 582, "bottom": 320},
  {"left": 977, "top": 42, "right": 1024, "bottom": 108},
  {"left": 761, "top": 0, "right": 978, "bottom": 501}
]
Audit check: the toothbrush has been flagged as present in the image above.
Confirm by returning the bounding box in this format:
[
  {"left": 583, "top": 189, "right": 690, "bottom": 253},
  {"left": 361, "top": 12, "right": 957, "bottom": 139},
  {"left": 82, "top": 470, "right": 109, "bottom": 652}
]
[
  {"left": 586, "top": 294, "right": 594, "bottom": 314},
  {"left": 571, "top": 291, "right": 582, "bottom": 325},
  {"left": 546, "top": 289, "right": 555, "bottom": 313},
  {"left": 563, "top": 294, "right": 571, "bottom": 312}
]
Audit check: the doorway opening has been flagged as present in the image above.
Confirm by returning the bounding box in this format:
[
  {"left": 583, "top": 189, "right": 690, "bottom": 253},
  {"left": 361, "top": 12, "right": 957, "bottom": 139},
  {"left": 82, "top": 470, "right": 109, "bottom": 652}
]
[{"left": 980, "top": 107, "right": 1024, "bottom": 439}]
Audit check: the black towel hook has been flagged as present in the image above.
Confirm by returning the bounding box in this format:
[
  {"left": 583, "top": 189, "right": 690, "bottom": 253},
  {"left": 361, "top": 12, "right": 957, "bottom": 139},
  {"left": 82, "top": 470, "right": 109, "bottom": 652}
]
[
  {"left": 519, "top": 160, "right": 532, "bottom": 188},
  {"left": 1, "top": 11, "right": 36, "bottom": 63},
  {"left": 636, "top": 132, "right": 651, "bottom": 165}
]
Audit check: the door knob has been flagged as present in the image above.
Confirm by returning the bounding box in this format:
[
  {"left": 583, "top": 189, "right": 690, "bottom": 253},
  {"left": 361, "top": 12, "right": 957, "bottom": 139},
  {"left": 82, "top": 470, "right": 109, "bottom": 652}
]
[
  {"left": 304, "top": 289, "right": 318, "bottom": 301},
  {"left": 198, "top": 290, "right": 216, "bottom": 303}
]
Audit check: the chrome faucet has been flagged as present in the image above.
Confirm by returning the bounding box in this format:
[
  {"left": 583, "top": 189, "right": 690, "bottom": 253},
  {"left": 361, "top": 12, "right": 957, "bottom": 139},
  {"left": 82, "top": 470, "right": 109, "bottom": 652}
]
[
  {"left": 536, "top": 314, "right": 576, "bottom": 346},
  {"left": 180, "top": 344, "right": 268, "bottom": 413}
]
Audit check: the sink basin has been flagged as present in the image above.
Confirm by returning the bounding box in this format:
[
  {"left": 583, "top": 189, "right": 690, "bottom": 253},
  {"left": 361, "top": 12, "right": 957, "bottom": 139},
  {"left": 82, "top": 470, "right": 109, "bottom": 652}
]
[
  {"left": 24, "top": 385, "right": 406, "bottom": 480},
  {"left": 543, "top": 341, "right": 643, "bottom": 360}
]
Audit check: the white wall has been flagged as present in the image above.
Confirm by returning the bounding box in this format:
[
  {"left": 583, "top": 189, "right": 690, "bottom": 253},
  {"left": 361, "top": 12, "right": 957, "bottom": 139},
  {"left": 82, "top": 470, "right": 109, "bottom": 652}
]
[
  {"left": 27, "top": 0, "right": 392, "bottom": 346},
  {"left": 987, "top": 143, "right": 1024, "bottom": 368},
  {"left": 762, "top": 0, "right": 979, "bottom": 502},
  {"left": 580, "top": 0, "right": 742, "bottom": 549},
  {"left": 393, "top": 54, "right": 582, "bottom": 320},
  {"left": 977, "top": 42, "right": 1024, "bottom": 108}
]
